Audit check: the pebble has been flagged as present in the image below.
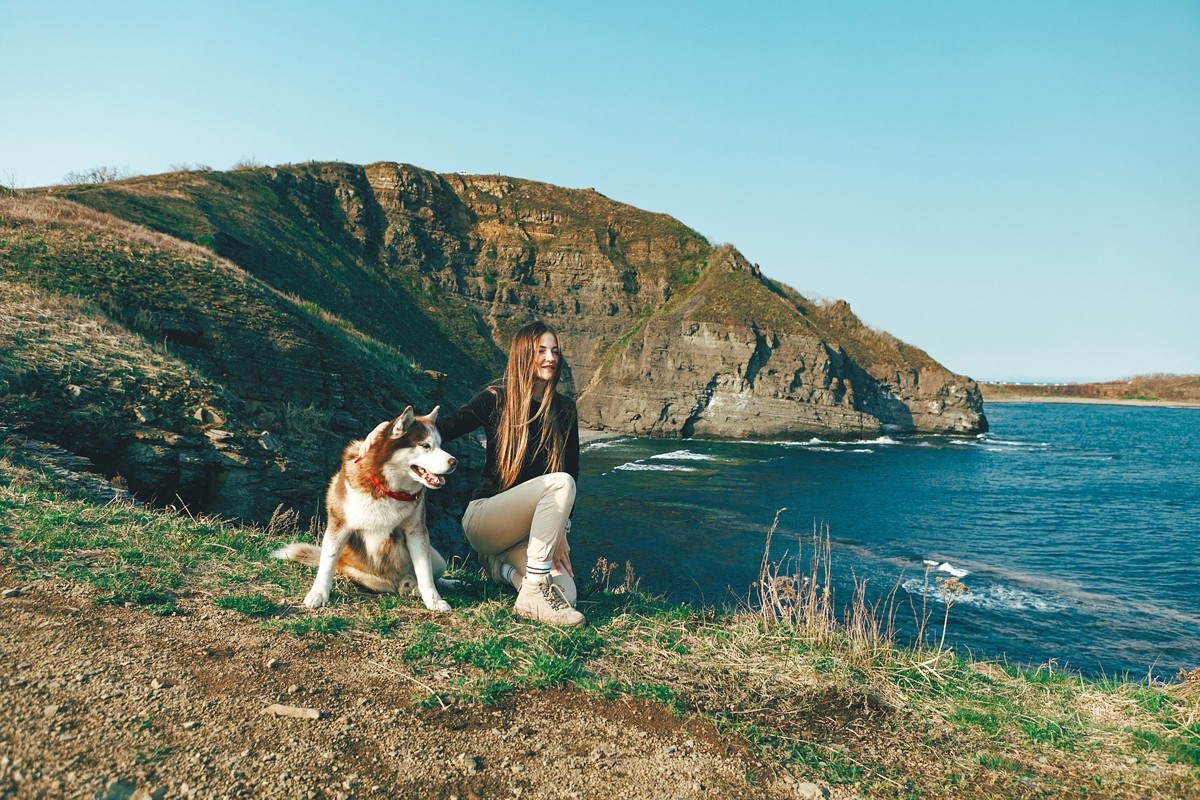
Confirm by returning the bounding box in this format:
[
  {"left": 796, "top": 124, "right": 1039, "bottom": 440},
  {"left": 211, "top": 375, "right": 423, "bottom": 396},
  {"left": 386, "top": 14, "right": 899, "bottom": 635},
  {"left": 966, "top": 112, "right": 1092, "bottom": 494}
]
[
  {"left": 150, "top": 679, "right": 167, "bottom": 690},
  {"left": 460, "top": 753, "right": 482, "bottom": 774},
  {"left": 288, "top": 684, "right": 301, "bottom": 695},
  {"left": 263, "top": 704, "right": 320, "bottom": 720},
  {"left": 43, "top": 704, "right": 63, "bottom": 718},
  {"left": 266, "top": 659, "right": 279, "bottom": 669},
  {"left": 2, "top": 588, "right": 22, "bottom": 598},
  {"left": 183, "top": 721, "right": 200, "bottom": 730},
  {"left": 794, "top": 782, "right": 828, "bottom": 800}
]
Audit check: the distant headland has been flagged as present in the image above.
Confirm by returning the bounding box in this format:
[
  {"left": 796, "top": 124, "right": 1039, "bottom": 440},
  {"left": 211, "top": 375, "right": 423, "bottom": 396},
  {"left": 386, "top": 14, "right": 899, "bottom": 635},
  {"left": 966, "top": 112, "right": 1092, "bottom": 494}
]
[{"left": 982, "top": 374, "right": 1200, "bottom": 408}]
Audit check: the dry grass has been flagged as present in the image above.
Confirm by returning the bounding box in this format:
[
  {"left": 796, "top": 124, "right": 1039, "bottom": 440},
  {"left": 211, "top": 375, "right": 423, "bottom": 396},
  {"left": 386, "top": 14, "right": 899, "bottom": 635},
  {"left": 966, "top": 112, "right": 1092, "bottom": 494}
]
[{"left": 0, "top": 194, "right": 224, "bottom": 267}]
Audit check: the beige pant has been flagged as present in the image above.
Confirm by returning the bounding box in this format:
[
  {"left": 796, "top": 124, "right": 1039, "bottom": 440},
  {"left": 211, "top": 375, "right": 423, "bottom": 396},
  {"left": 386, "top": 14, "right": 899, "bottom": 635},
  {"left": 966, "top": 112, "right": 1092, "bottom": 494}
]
[{"left": 462, "top": 472, "right": 577, "bottom": 604}]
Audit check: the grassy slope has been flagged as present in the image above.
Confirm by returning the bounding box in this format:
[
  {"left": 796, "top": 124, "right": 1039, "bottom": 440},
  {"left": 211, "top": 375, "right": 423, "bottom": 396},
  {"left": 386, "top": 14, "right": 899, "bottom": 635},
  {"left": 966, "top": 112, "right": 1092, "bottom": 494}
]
[
  {"left": 42, "top": 165, "right": 498, "bottom": 403},
  {"left": 2, "top": 446, "right": 1195, "bottom": 799},
  {"left": 0, "top": 193, "right": 467, "bottom": 519}
]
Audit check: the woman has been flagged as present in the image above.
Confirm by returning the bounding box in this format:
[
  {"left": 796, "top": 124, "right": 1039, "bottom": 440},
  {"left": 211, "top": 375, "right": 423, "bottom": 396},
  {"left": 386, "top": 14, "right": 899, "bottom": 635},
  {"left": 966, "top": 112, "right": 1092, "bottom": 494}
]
[{"left": 437, "top": 320, "right": 585, "bottom": 627}]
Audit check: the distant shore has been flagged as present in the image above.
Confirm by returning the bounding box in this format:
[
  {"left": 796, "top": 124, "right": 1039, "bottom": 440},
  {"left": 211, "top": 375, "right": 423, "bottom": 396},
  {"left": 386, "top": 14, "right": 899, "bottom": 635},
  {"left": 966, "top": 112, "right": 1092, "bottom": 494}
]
[
  {"left": 980, "top": 374, "right": 1200, "bottom": 410},
  {"left": 985, "top": 396, "right": 1200, "bottom": 410}
]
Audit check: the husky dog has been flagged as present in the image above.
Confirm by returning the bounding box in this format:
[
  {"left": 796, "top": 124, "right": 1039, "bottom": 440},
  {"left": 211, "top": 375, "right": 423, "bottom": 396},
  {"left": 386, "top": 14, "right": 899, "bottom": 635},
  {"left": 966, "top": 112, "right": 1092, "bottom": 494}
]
[{"left": 274, "top": 407, "right": 457, "bottom": 612}]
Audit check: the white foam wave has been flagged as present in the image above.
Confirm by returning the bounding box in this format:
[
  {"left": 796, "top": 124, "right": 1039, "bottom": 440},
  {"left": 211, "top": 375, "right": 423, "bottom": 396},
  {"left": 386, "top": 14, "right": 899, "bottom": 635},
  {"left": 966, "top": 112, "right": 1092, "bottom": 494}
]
[
  {"left": 612, "top": 462, "right": 698, "bottom": 473},
  {"left": 859, "top": 435, "right": 900, "bottom": 445},
  {"left": 902, "top": 578, "right": 1065, "bottom": 613},
  {"left": 649, "top": 449, "right": 714, "bottom": 461},
  {"left": 936, "top": 562, "right": 970, "bottom": 578},
  {"left": 581, "top": 437, "right": 631, "bottom": 452},
  {"left": 982, "top": 437, "right": 1051, "bottom": 448},
  {"left": 921, "top": 559, "right": 969, "bottom": 577},
  {"left": 808, "top": 447, "right": 874, "bottom": 453}
]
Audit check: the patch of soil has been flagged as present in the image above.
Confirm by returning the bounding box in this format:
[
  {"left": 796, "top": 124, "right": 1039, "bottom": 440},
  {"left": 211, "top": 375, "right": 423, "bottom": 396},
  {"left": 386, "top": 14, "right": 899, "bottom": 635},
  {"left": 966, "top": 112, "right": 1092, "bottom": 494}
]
[{"left": 0, "top": 573, "right": 820, "bottom": 799}]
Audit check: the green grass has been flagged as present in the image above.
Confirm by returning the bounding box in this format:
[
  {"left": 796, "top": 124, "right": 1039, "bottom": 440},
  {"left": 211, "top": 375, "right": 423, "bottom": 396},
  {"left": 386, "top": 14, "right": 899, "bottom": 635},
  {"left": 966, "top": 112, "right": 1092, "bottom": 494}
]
[
  {"left": 214, "top": 593, "right": 279, "bottom": 618},
  {"left": 3, "top": 448, "right": 1198, "bottom": 799}
]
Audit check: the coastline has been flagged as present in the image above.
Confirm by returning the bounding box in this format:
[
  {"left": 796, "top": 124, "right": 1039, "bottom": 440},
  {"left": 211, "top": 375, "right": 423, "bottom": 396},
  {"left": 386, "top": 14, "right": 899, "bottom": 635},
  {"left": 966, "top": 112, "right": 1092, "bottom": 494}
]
[
  {"left": 579, "top": 428, "right": 626, "bottom": 444},
  {"left": 984, "top": 396, "right": 1200, "bottom": 410}
]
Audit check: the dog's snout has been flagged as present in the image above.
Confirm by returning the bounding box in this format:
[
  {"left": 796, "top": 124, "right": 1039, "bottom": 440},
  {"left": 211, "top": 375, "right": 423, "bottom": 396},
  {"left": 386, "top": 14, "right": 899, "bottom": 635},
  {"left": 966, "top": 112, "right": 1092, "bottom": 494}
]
[{"left": 447, "top": 456, "right": 458, "bottom": 471}]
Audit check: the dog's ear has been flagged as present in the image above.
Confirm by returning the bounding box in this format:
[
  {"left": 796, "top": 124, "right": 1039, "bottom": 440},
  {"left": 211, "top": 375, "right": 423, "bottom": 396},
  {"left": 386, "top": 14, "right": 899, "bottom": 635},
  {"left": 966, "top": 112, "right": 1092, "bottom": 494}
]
[
  {"left": 361, "top": 419, "right": 392, "bottom": 456},
  {"left": 425, "top": 405, "right": 441, "bottom": 424},
  {"left": 390, "top": 406, "right": 415, "bottom": 439}
]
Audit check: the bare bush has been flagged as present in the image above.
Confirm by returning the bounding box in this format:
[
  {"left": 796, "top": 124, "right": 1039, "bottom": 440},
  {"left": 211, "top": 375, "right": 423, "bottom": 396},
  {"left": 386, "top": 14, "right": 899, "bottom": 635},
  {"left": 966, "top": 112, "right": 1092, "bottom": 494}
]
[{"left": 61, "top": 166, "right": 135, "bottom": 185}]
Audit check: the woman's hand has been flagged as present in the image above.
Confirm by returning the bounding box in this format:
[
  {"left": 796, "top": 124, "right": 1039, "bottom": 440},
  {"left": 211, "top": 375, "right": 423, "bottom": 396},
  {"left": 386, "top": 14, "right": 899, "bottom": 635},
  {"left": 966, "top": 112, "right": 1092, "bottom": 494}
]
[{"left": 554, "top": 522, "right": 574, "bottom": 577}]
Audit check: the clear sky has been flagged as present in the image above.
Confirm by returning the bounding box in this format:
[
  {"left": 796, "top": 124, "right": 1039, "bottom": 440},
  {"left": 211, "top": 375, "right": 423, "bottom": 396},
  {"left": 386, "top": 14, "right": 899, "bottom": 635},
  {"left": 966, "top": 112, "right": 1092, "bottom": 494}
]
[{"left": 3, "top": 1, "right": 1197, "bottom": 382}]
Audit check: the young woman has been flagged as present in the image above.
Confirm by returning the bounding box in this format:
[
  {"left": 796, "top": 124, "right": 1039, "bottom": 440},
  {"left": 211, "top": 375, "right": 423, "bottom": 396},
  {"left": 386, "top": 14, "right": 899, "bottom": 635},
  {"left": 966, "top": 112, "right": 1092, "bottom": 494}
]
[{"left": 437, "top": 320, "right": 584, "bottom": 627}]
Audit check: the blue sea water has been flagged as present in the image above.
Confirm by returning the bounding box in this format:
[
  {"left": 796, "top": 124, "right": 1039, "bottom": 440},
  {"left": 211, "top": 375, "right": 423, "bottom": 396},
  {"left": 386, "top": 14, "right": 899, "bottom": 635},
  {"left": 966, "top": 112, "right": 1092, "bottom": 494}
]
[{"left": 572, "top": 403, "right": 1200, "bottom": 679}]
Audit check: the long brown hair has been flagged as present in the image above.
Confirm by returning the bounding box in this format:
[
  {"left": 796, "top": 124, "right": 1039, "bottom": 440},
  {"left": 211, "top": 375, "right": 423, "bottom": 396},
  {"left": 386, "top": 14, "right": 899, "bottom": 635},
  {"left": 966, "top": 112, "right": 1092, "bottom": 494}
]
[{"left": 495, "top": 320, "right": 570, "bottom": 489}]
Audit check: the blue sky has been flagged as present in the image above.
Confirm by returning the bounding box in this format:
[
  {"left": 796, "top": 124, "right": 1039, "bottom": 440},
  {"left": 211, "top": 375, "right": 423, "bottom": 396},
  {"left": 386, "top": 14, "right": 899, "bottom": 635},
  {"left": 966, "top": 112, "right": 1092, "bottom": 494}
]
[{"left": 2, "top": 1, "right": 1197, "bottom": 382}]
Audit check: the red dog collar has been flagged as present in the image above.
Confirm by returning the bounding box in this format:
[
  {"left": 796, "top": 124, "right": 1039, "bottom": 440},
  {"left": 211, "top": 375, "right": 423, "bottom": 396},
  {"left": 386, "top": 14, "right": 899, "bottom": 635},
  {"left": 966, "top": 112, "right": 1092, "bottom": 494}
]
[{"left": 356, "top": 457, "right": 423, "bottom": 502}]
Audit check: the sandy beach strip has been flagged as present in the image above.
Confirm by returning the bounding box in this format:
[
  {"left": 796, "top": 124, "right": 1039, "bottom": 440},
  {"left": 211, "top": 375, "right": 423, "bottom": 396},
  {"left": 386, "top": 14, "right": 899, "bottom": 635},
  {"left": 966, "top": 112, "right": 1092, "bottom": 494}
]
[{"left": 984, "top": 396, "right": 1200, "bottom": 410}]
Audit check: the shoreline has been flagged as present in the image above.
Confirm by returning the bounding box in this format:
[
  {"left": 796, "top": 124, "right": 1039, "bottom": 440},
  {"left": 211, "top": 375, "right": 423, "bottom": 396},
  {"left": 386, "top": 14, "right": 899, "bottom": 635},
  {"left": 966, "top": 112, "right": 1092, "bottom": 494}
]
[
  {"left": 984, "top": 396, "right": 1200, "bottom": 410},
  {"left": 579, "top": 428, "right": 627, "bottom": 444}
]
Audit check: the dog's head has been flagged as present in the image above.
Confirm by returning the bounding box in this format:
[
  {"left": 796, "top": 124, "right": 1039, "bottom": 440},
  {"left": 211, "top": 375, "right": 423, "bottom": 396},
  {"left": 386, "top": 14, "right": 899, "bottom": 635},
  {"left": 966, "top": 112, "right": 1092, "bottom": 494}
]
[{"left": 359, "top": 406, "right": 457, "bottom": 490}]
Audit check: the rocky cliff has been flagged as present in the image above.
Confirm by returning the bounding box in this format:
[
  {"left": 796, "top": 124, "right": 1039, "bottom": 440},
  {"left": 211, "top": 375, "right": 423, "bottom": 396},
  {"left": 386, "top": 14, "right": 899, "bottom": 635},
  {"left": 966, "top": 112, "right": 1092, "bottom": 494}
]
[{"left": 45, "top": 161, "right": 984, "bottom": 441}]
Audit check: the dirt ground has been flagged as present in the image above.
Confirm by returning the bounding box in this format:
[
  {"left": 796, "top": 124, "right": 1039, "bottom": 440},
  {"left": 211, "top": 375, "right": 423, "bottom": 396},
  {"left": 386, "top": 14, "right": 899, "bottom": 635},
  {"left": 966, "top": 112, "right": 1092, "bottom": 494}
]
[{"left": 0, "top": 573, "right": 832, "bottom": 800}]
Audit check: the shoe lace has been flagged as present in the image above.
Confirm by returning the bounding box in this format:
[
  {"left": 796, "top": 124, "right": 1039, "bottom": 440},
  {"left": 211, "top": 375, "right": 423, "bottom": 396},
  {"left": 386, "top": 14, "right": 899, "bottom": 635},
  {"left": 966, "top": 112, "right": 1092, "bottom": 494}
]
[{"left": 542, "top": 582, "right": 571, "bottom": 611}]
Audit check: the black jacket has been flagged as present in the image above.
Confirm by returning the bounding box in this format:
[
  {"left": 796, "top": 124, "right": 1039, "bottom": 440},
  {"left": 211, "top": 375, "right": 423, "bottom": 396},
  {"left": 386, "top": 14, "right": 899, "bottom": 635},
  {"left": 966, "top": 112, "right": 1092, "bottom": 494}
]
[{"left": 438, "top": 387, "right": 580, "bottom": 502}]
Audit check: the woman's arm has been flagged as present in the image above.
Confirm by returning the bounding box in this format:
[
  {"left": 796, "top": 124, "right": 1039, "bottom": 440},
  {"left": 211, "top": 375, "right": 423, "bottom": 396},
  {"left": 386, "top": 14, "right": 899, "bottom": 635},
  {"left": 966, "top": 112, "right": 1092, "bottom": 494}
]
[{"left": 437, "top": 388, "right": 497, "bottom": 444}]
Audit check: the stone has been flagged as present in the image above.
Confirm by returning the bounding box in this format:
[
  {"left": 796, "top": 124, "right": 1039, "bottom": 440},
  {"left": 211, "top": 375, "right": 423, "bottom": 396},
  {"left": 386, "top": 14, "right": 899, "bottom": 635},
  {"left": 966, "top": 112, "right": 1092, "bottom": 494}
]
[
  {"left": 266, "top": 658, "right": 279, "bottom": 669},
  {"left": 183, "top": 721, "right": 200, "bottom": 730},
  {"left": 263, "top": 704, "right": 320, "bottom": 720},
  {"left": 43, "top": 704, "right": 63, "bottom": 718},
  {"left": 258, "top": 432, "right": 279, "bottom": 451},
  {"left": 793, "top": 782, "right": 828, "bottom": 800},
  {"left": 193, "top": 407, "right": 225, "bottom": 425},
  {"left": 1, "top": 588, "right": 21, "bottom": 598},
  {"left": 134, "top": 407, "right": 157, "bottom": 424}
]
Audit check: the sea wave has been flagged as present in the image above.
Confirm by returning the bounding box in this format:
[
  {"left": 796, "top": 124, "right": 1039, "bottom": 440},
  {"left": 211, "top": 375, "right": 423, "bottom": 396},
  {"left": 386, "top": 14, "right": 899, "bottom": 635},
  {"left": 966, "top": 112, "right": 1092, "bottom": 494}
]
[
  {"left": 922, "top": 559, "right": 970, "bottom": 578},
  {"left": 902, "top": 578, "right": 1066, "bottom": 613},
  {"left": 581, "top": 437, "right": 631, "bottom": 452},
  {"left": 612, "top": 462, "right": 699, "bottom": 473},
  {"left": 649, "top": 449, "right": 715, "bottom": 461}
]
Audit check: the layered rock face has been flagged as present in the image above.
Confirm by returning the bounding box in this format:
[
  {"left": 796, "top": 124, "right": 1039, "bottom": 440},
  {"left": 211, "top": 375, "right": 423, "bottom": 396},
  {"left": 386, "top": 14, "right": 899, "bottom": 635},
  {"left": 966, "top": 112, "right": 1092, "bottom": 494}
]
[
  {"left": 337, "top": 164, "right": 986, "bottom": 438},
  {"left": 53, "top": 161, "right": 987, "bottom": 441}
]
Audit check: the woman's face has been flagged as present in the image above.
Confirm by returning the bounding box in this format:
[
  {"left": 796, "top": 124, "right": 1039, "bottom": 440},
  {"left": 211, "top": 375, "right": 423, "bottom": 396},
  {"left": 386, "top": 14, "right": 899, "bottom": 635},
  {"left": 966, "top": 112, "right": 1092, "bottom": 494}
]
[{"left": 532, "top": 332, "right": 560, "bottom": 383}]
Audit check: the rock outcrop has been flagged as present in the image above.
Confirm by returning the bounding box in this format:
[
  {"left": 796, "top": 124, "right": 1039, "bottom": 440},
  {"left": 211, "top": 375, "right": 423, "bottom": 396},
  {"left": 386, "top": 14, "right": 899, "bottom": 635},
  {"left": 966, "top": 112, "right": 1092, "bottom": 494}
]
[{"left": 51, "top": 162, "right": 986, "bottom": 439}]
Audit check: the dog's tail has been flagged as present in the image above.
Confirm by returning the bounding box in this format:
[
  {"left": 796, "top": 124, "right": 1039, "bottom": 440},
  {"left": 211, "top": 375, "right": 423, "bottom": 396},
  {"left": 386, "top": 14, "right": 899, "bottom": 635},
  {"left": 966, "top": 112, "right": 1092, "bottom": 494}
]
[
  {"left": 272, "top": 543, "right": 321, "bottom": 566},
  {"left": 272, "top": 543, "right": 399, "bottom": 594}
]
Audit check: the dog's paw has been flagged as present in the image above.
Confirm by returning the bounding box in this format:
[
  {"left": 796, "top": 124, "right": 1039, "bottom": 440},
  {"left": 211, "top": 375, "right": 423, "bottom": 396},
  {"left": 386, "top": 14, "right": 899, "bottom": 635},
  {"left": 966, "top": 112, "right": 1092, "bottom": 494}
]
[
  {"left": 303, "top": 589, "right": 330, "bottom": 609},
  {"left": 424, "top": 596, "right": 452, "bottom": 613}
]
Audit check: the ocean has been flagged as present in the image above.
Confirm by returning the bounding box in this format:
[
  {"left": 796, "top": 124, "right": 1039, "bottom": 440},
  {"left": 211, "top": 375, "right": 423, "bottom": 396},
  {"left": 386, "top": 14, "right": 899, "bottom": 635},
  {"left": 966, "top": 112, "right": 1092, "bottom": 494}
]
[{"left": 572, "top": 402, "right": 1199, "bottom": 679}]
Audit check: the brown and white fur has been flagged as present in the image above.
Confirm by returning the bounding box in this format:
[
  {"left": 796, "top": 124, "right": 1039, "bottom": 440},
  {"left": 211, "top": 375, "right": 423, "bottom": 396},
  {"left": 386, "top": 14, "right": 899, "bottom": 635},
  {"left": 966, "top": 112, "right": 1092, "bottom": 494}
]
[{"left": 274, "top": 407, "right": 457, "bottom": 612}]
